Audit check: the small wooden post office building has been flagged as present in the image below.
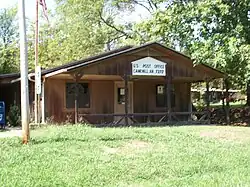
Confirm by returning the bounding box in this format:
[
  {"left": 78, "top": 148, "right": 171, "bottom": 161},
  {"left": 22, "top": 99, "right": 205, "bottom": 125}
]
[{"left": 0, "top": 42, "right": 225, "bottom": 125}]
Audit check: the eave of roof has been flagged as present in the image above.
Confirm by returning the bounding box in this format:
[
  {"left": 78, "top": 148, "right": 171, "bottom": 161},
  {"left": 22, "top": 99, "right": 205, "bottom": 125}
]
[
  {"left": 0, "top": 72, "right": 20, "bottom": 79},
  {"left": 194, "top": 63, "right": 225, "bottom": 79},
  {"left": 41, "top": 45, "right": 134, "bottom": 76}
]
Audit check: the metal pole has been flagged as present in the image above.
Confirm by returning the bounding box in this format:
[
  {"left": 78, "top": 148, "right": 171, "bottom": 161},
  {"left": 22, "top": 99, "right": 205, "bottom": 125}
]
[
  {"left": 18, "top": 0, "right": 30, "bottom": 144},
  {"left": 34, "top": 0, "right": 39, "bottom": 123}
]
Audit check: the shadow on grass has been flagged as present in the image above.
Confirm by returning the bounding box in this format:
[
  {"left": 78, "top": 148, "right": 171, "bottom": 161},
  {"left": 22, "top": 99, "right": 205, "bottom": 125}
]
[
  {"left": 30, "top": 135, "right": 133, "bottom": 145},
  {"left": 30, "top": 137, "right": 88, "bottom": 145},
  {"left": 89, "top": 122, "right": 214, "bottom": 128},
  {"left": 0, "top": 128, "right": 10, "bottom": 132}
]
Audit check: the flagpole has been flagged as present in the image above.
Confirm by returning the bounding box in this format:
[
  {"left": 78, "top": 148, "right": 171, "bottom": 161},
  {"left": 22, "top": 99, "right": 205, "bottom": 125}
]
[
  {"left": 18, "top": 0, "right": 30, "bottom": 144},
  {"left": 35, "top": 0, "right": 39, "bottom": 124}
]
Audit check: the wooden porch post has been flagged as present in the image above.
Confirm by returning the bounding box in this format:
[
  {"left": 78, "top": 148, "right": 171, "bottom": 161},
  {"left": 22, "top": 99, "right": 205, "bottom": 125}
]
[
  {"left": 206, "top": 79, "right": 211, "bottom": 124},
  {"left": 73, "top": 73, "right": 83, "bottom": 124},
  {"left": 74, "top": 79, "right": 79, "bottom": 124},
  {"left": 188, "top": 83, "right": 192, "bottom": 121},
  {"left": 224, "top": 78, "right": 230, "bottom": 124},
  {"left": 167, "top": 65, "right": 172, "bottom": 122},
  {"left": 222, "top": 78, "right": 225, "bottom": 111},
  {"left": 124, "top": 73, "right": 129, "bottom": 126}
]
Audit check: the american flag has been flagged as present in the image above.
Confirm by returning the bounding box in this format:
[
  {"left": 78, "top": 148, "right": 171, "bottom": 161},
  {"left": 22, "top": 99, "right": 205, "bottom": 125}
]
[{"left": 39, "top": 0, "right": 48, "bottom": 22}]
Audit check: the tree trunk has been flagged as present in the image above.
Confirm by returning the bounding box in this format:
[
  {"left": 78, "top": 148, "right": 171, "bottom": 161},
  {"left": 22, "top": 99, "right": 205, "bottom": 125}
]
[
  {"left": 225, "top": 79, "right": 230, "bottom": 124},
  {"left": 247, "top": 82, "right": 250, "bottom": 106}
]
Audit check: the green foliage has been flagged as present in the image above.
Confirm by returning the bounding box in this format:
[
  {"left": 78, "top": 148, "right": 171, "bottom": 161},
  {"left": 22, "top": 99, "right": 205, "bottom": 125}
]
[
  {"left": 135, "top": 0, "right": 250, "bottom": 89},
  {"left": 2, "top": 125, "right": 250, "bottom": 186},
  {"left": 195, "top": 98, "right": 206, "bottom": 111},
  {"left": 7, "top": 104, "right": 21, "bottom": 127},
  {"left": 0, "top": 7, "right": 19, "bottom": 73}
]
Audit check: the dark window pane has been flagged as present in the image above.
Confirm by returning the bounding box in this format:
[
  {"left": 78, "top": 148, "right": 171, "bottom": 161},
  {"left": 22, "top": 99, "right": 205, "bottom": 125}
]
[
  {"left": 65, "top": 83, "right": 90, "bottom": 108},
  {"left": 117, "top": 88, "right": 125, "bottom": 104},
  {"left": 156, "top": 84, "right": 175, "bottom": 108}
]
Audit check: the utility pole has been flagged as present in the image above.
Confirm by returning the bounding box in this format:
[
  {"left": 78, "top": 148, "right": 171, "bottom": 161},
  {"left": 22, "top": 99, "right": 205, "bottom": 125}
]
[
  {"left": 34, "top": 0, "right": 39, "bottom": 124},
  {"left": 18, "top": 0, "right": 30, "bottom": 144}
]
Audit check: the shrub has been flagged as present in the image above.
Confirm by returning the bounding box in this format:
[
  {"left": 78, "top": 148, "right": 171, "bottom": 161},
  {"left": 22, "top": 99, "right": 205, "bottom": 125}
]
[{"left": 7, "top": 104, "right": 21, "bottom": 127}]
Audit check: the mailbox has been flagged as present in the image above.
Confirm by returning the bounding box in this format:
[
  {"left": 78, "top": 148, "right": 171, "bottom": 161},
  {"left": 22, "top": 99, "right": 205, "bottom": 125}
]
[{"left": 0, "top": 101, "right": 5, "bottom": 127}]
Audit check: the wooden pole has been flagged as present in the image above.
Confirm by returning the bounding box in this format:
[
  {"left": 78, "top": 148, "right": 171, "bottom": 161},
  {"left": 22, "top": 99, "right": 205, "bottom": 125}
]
[
  {"left": 18, "top": 0, "right": 30, "bottom": 144},
  {"left": 73, "top": 73, "right": 83, "bottom": 124},
  {"left": 34, "top": 0, "right": 39, "bottom": 124},
  {"left": 225, "top": 78, "right": 230, "bottom": 124},
  {"left": 74, "top": 77, "right": 79, "bottom": 124},
  {"left": 206, "top": 79, "right": 210, "bottom": 124},
  {"left": 124, "top": 73, "right": 129, "bottom": 126},
  {"left": 41, "top": 79, "right": 45, "bottom": 124},
  {"left": 167, "top": 66, "right": 172, "bottom": 122},
  {"left": 188, "top": 83, "right": 192, "bottom": 121},
  {"left": 222, "top": 78, "right": 225, "bottom": 111}
]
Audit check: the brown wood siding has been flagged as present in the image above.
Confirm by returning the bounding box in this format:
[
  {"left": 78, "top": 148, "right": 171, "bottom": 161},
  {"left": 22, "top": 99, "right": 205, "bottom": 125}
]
[
  {"left": 0, "top": 82, "right": 20, "bottom": 115},
  {"left": 133, "top": 80, "right": 190, "bottom": 122},
  {"left": 45, "top": 79, "right": 114, "bottom": 123},
  {"left": 74, "top": 49, "right": 197, "bottom": 78},
  {"left": 45, "top": 79, "right": 65, "bottom": 122},
  {"left": 174, "top": 83, "right": 190, "bottom": 112}
]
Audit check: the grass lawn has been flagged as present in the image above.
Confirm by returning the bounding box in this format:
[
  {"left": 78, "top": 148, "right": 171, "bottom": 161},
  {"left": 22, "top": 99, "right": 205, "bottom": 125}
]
[{"left": 1, "top": 125, "right": 250, "bottom": 187}]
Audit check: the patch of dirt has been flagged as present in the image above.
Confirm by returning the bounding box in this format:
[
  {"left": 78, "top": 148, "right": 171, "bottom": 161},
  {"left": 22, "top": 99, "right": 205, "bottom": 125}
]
[
  {"left": 126, "top": 140, "right": 150, "bottom": 149},
  {"left": 103, "top": 140, "right": 151, "bottom": 155},
  {"left": 0, "top": 128, "right": 22, "bottom": 138},
  {"left": 103, "top": 147, "right": 118, "bottom": 154},
  {"left": 200, "top": 128, "right": 250, "bottom": 142}
]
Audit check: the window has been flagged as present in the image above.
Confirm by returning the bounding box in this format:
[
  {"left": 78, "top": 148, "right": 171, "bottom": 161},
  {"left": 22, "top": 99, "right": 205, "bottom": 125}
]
[
  {"left": 156, "top": 84, "right": 175, "bottom": 107},
  {"left": 117, "top": 88, "right": 125, "bottom": 104},
  {"left": 66, "top": 83, "right": 90, "bottom": 108}
]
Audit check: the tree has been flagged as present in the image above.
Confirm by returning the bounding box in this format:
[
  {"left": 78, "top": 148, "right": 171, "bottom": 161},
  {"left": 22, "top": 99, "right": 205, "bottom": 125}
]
[
  {"left": 25, "top": 0, "right": 128, "bottom": 70},
  {"left": 50, "top": 0, "right": 123, "bottom": 63},
  {"left": 0, "top": 7, "right": 19, "bottom": 73},
  {"left": 109, "top": 0, "right": 250, "bottom": 99},
  {"left": 148, "top": 0, "right": 250, "bottom": 100}
]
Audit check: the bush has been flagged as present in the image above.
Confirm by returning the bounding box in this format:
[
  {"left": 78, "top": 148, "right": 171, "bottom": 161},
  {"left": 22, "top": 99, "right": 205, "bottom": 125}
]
[
  {"left": 195, "top": 99, "right": 206, "bottom": 111},
  {"left": 7, "top": 104, "right": 21, "bottom": 127}
]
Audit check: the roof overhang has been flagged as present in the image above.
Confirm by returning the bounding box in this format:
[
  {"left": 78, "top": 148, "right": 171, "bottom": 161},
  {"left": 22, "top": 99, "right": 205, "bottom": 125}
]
[{"left": 194, "top": 63, "right": 225, "bottom": 80}]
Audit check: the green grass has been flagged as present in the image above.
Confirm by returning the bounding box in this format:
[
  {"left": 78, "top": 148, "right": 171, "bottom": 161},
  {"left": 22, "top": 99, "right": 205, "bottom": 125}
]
[{"left": 1, "top": 125, "right": 250, "bottom": 186}]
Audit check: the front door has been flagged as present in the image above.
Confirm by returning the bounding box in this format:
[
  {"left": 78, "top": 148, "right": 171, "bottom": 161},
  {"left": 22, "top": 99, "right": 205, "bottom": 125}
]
[{"left": 114, "top": 81, "right": 133, "bottom": 123}]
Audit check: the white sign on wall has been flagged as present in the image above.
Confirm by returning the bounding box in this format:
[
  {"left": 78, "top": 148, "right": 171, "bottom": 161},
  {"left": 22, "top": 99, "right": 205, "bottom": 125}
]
[
  {"left": 131, "top": 57, "right": 166, "bottom": 76},
  {"left": 35, "top": 66, "right": 41, "bottom": 94}
]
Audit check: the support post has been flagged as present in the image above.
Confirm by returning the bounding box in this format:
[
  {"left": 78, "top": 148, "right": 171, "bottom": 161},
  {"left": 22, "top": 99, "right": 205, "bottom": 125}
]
[
  {"left": 225, "top": 78, "right": 230, "bottom": 124},
  {"left": 74, "top": 79, "right": 79, "bottom": 124},
  {"left": 167, "top": 66, "right": 172, "bottom": 122},
  {"left": 222, "top": 78, "right": 225, "bottom": 111},
  {"left": 206, "top": 79, "right": 210, "bottom": 124},
  {"left": 34, "top": 0, "right": 39, "bottom": 124},
  {"left": 188, "top": 83, "right": 192, "bottom": 121},
  {"left": 124, "top": 73, "right": 129, "bottom": 126},
  {"left": 41, "top": 79, "right": 45, "bottom": 124},
  {"left": 18, "top": 0, "right": 30, "bottom": 144},
  {"left": 73, "top": 72, "right": 83, "bottom": 124}
]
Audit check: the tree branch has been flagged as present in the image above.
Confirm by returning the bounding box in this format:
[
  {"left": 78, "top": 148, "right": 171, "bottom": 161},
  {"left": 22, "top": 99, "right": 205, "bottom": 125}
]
[
  {"left": 98, "top": 11, "right": 132, "bottom": 39},
  {"left": 131, "top": 0, "right": 153, "bottom": 14},
  {"left": 147, "top": 0, "right": 158, "bottom": 11}
]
